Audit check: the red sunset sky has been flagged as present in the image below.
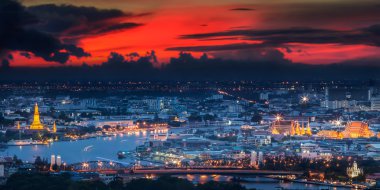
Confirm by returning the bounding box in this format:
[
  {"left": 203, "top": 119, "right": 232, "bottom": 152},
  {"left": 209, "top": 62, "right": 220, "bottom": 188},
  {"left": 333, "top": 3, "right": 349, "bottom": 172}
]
[{"left": 3, "top": 0, "right": 380, "bottom": 67}]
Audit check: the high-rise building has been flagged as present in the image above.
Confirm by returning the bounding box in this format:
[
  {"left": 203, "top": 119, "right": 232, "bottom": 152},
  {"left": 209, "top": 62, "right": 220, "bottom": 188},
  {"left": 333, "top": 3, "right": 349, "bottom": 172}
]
[
  {"left": 56, "top": 155, "right": 62, "bottom": 166},
  {"left": 30, "top": 103, "right": 44, "bottom": 130},
  {"left": 250, "top": 151, "right": 257, "bottom": 166},
  {"left": 371, "top": 96, "right": 380, "bottom": 111},
  {"left": 258, "top": 152, "right": 263, "bottom": 164},
  {"left": 50, "top": 155, "right": 56, "bottom": 166}
]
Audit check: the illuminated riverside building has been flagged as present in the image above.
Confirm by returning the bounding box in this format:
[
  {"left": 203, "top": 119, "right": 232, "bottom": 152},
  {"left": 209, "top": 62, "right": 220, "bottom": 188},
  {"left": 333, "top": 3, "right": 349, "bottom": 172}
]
[
  {"left": 347, "top": 161, "right": 362, "bottom": 178},
  {"left": 270, "top": 120, "right": 312, "bottom": 136},
  {"left": 29, "top": 103, "right": 44, "bottom": 130},
  {"left": 317, "top": 121, "right": 374, "bottom": 139}
]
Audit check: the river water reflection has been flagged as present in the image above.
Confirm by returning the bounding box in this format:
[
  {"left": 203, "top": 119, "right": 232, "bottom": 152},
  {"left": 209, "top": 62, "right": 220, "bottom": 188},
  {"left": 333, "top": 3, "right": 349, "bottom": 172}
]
[
  {"left": 0, "top": 134, "right": 145, "bottom": 163},
  {"left": 0, "top": 130, "right": 354, "bottom": 190},
  {"left": 175, "top": 175, "right": 353, "bottom": 190}
]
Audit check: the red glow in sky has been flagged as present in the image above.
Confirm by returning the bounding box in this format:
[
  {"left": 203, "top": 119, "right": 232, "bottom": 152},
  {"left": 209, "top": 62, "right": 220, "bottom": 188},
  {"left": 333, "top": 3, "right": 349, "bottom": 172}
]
[{"left": 7, "top": 0, "right": 380, "bottom": 67}]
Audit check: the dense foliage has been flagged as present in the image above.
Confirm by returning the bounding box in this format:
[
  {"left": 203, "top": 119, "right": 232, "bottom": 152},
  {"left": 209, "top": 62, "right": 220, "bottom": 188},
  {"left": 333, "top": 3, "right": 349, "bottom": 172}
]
[{"left": 1, "top": 174, "right": 249, "bottom": 190}]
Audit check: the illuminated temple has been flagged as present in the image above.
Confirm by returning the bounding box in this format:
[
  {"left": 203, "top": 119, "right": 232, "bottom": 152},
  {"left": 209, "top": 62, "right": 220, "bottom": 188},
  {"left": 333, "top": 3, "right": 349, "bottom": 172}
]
[
  {"left": 342, "top": 121, "right": 374, "bottom": 138},
  {"left": 29, "top": 103, "right": 44, "bottom": 130},
  {"left": 271, "top": 120, "right": 312, "bottom": 136},
  {"left": 317, "top": 121, "right": 374, "bottom": 139}
]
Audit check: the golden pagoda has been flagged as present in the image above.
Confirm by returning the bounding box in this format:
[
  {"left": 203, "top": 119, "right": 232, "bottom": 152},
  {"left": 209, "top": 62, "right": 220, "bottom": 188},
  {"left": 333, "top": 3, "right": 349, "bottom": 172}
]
[
  {"left": 305, "top": 123, "right": 312, "bottom": 136},
  {"left": 300, "top": 122, "right": 305, "bottom": 135},
  {"left": 52, "top": 121, "right": 57, "bottom": 133},
  {"left": 16, "top": 121, "right": 20, "bottom": 130},
  {"left": 30, "top": 103, "right": 44, "bottom": 130},
  {"left": 272, "top": 127, "right": 280, "bottom": 135},
  {"left": 290, "top": 123, "right": 296, "bottom": 136},
  {"left": 295, "top": 122, "right": 301, "bottom": 135}
]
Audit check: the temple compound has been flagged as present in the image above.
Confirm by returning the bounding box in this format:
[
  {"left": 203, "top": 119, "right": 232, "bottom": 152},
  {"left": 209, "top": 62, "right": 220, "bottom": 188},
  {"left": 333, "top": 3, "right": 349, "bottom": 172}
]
[
  {"left": 317, "top": 121, "right": 375, "bottom": 139},
  {"left": 271, "top": 120, "right": 312, "bottom": 136}
]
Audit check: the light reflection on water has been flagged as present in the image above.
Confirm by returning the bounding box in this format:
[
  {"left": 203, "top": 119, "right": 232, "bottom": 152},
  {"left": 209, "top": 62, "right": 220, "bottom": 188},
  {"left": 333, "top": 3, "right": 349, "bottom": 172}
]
[
  {"left": 175, "top": 175, "right": 352, "bottom": 190},
  {"left": 0, "top": 133, "right": 145, "bottom": 163}
]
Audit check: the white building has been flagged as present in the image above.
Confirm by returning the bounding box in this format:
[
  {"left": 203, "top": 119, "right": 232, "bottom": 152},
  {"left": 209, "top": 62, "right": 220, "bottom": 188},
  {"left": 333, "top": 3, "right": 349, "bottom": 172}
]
[
  {"left": 56, "top": 155, "right": 62, "bottom": 166},
  {"left": 0, "top": 165, "right": 4, "bottom": 177},
  {"left": 50, "top": 155, "right": 56, "bottom": 166},
  {"left": 347, "top": 161, "right": 362, "bottom": 178},
  {"left": 250, "top": 151, "right": 257, "bottom": 166},
  {"left": 371, "top": 96, "right": 380, "bottom": 111}
]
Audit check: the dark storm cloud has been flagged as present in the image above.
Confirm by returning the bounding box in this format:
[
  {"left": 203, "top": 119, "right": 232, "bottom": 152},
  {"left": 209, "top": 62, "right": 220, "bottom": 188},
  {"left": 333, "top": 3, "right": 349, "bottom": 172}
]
[
  {"left": 20, "top": 52, "right": 32, "bottom": 59},
  {"left": 1, "top": 51, "right": 380, "bottom": 81},
  {"left": 166, "top": 43, "right": 275, "bottom": 52},
  {"left": 0, "top": 0, "right": 90, "bottom": 64},
  {"left": 229, "top": 8, "right": 255, "bottom": 11},
  {"left": 260, "top": 1, "right": 380, "bottom": 27},
  {"left": 174, "top": 25, "right": 380, "bottom": 52},
  {"left": 98, "top": 23, "right": 143, "bottom": 34},
  {"left": 27, "top": 4, "right": 144, "bottom": 37}
]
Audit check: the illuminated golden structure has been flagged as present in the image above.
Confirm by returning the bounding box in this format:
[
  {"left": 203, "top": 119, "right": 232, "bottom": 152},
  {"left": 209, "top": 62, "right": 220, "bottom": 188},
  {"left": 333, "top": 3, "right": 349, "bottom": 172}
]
[
  {"left": 342, "top": 121, "right": 374, "bottom": 138},
  {"left": 30, "top": 103, "right": 44, "bottom": 130},
  {"left": 317, "top": 130, "right": 343, "bottom": 139},
  {"left": 300, "top": 122, "right": 305, "bottom": 135},
  {"left": 52, "top": 121, "right": 57, "bottom": 133},
  {"left": 16, "top": 121, "right": 20, "bottom": 130},
  {"left": 295, "top": 122, "right": 301, "bottom": 135},
  {"left": 271, "top": 120, "right": 311, "bottom": 136},
  {"left": 317, "top": 121, "right": 374, "bottom": 139},
  {"left": 305, "top": 123, "right": 312, "bottom": 136}
]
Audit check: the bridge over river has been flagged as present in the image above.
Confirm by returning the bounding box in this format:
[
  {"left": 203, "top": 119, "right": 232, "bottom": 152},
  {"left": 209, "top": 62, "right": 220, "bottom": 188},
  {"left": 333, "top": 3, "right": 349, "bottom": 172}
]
[{"left": 132, "top": 169, "right": 303, "bottom": 176}]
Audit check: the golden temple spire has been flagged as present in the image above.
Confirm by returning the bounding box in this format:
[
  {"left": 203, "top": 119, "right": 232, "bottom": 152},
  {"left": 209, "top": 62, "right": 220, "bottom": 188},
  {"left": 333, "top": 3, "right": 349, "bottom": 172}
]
[
  {"left": 290, "top": 122, "right": 296, "bottom": 136},
  {"left": 300, "top": 122, "right": 305, "bottom": 135},
  {"left": 272, "top": 127, "right": 280, "bottom": 135},
  {"left": 30, "top": 103, "right": 44, "bottom": 130},
  {"left": 295, "top": 121, "right": 301, "bottom": 135},
  {"left": 52, "top": 121, "right": 57, "bottom": 133},
  {"left": 17, "top": 121, "right": 20, "bottom": 130},
  {"left": 305, "top": 122, "right": 312, "bottom": 136}
]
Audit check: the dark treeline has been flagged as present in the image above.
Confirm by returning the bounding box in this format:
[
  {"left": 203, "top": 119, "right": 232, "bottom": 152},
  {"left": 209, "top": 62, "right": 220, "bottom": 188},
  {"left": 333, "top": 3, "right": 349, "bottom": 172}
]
[{"left": 1, "top": 174, "right": 248, "bottom": 190}]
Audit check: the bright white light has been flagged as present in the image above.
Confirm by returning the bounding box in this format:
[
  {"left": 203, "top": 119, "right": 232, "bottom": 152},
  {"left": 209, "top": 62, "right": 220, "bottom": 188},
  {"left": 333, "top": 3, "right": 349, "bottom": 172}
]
[{"left": 301, "top": 96, "right": 309, "bottom": 103}]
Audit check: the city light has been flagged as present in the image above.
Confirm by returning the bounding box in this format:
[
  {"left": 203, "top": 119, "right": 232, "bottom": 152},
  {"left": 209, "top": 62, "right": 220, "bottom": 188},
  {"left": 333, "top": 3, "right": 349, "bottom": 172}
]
[{"left": 301, "top": 95, "right": 309, "bottom": 103}]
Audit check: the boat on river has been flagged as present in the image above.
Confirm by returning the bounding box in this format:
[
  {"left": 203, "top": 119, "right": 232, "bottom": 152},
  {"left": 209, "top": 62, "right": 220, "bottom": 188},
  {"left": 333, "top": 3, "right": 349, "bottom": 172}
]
[{"left": 7, "top": 138, "right": 48, "bottom": 146}]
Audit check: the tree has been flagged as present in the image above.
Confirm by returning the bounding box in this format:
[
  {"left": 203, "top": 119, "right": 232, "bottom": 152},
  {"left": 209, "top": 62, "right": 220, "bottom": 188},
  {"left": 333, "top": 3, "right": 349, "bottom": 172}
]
[
  {"left": 198, "top": 181, "right": 246, "bottom": 190},
  {"left": 251, "top": 113, "right": 262, "bottom": 123},
  {"left": 108, "top": 179, "right": 124, "bottom": 190}
]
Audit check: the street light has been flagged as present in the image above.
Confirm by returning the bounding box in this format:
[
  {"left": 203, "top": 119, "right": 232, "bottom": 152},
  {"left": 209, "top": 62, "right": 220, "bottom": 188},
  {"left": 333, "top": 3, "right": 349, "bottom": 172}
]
[
  {"left": 275, "top": 114, "right": 282, "bottom": 121},
  {"left": 301, "top": 96, "right": 309, "bottom": 103}
]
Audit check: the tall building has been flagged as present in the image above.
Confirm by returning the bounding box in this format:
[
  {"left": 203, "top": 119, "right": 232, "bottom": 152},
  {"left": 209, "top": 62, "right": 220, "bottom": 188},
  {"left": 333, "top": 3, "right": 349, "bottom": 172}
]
[
  {"left": 258, "top": 152, "right": 264, "bottom": 164},
  {"left": 56, "top": 155, "right": 62, "bottom": 166},
  {"left": 30, "top": 103, "right": 44, "bottom": 130},
  {"left": 50, "top": 155, "right": 56, "bottom": 166},
  {"left": 250, "top": 151, "right": 257, "bottom": 166},
  {"left": 371, "top": 96, "right": 380, "bottom": 111}
]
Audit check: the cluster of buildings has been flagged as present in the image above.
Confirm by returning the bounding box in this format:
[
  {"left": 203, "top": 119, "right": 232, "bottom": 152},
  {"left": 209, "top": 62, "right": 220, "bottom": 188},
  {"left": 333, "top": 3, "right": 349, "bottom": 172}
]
[{"left": 0, "top": 82, "right": 380, "bottom": 187}]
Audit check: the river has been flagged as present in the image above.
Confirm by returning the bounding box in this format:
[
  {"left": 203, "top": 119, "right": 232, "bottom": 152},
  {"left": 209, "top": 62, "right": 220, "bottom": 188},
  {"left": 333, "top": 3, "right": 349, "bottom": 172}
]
[
  {"left": 0, "top": 131, "right": 353, "bottom": 189},
  {"left": 0, "top": 133, "right": 146, "bottom": 164}
]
